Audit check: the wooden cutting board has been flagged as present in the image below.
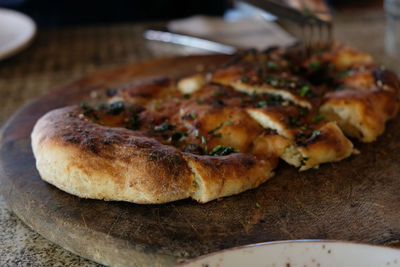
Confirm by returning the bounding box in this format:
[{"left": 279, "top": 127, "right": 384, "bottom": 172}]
[{"left": 1, "top": 55, "right": 400, "bottom": 266}]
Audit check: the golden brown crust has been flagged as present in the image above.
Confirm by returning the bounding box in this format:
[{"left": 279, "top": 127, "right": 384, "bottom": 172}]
[
  {"left": 31, "top": 43, "right": 400, "bottom": 204},
  {"left": 320, "top": 88, "right": 399, "bottom": 142},
  {"left": 211, "top": 63, "right": 313, "bottom": 109},
  {"left": 295, "top": 122, "right": 354, "bottom": 171},
  {"left": 32, "top": 106, "right": 195, "bottom": 204},
  {"left": 184, "top": 153, "right": 275, "bottom": 203},
  {"left": 32, "top": 105, "right": 277, "bottom": 203}
]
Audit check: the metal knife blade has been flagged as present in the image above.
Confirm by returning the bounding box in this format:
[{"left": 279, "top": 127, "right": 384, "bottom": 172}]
[{"left": 143, "top": 30, "right": 237, "bottom": 55}]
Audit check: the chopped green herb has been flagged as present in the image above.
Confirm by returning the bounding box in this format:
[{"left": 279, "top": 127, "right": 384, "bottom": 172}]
[
  {"left": 80, "top": 101, "right": 99, "bottom": 119},
  {"left": 108, "top": 101, "right": 125, "bottom": 115},
  {"left": 337, "top": 69, "right": 354, "bottom": 79},
  {"left": 183, "top": 144, "right": 204, "bottom": 154},
  {"left": 191, "top": 113, "right": 197, "bottom": 119},
  {"left": 300, "top": 125, "right": 307, "bottom": 130},
  {"left": 300, "top": 157, "right": 308, "bottom": 166},
  {"left": 213, "top": 133, "right": 222, "bottom": 138},
  {"left": 80, "top": 100, "right": 90, "bottom": 110},
  {"left": 312, "top": 114, "right": 325, "bottom": 123},
  {"left": 310, "top": 130, "right": 321, "bottom": 138},
  {"left": 201, "top": 136, "right": 206, "bottom": 145},
  {"left": 171, "top": 131, "right": 188, "bottom": 144},
  {"left": 241, "top": 76, "right": 250, "bottom": 83},
  {"left": 298, "top": 85, "right": 310, "bottom": 97},
  {"left": 126, "top": 113, "right": 140, "bottom": 130},
  {"left": 266, "top": 61, "right": 280, "bottom": 71},
  {"left": 183, "top": 93, "right": 190, "bottom": 99},
  {"left": 208, "top": 146, "right": 237, "bottom": 156},
  {"left": 209, "top": 145, "right": 223, "bottom": 156},
  {"left": 208, "top": 123, "right": 223, "bottom": 134},
  {"left": 263, "top": 95, "right": 284, "bottom": 106},
  {"left": 289, "top": 117, "right": 299, "bottom": 126},
  {"left": 219, "top": 146, "right": 237, "bottom": 156},
  {"left": 280, "top": 117, "right": 285, "bottom": 121},
  {"left": 256, "top": 101, "right": 267, "bottom": 108},
  {"left": 255, "top": 203, "right": 261, "bottom": 208},
  {"left": 225, "top": 121, "right": 233, "bottom": 125},
  {"left": 154, "top": 121, "right": 175, "bottom": 132},
  {"left": 309, "top": 61, "right": 321, "bottom": 70}
]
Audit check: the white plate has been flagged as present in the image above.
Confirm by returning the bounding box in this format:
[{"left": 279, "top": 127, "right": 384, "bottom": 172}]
[
  {"left": 0, "top": 8, "right": 36, "bottom": 60},
  {"left": 179, "top": 240, "right": 400, "bottom": 267}
]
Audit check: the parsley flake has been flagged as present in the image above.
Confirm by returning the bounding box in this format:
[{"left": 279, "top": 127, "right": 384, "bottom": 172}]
[
  {"left": 312, "top": 114, "right": 325, "bottom": 123},
  {"left": 241, "top": 76, "right": 250, "bottom": 83},
  {"left": 108, "top": 101, "right": 125, "bottom": 115},
  {"left": 80, "top": 100, "right": 90, "bottom": 110},
  {"left": 154, "top": 121, "right": 175, "bottom": 132},
  {"left": 310, "top": 130, "right": 321, "bottom": 138},
  {"left": 208, "top": 146, "right": 237, "bottom": 156},
  {"left": 298, "top": 85, "right": 310, "bottom": 97},
  {"left": 266, "top": 61, "right": 280, "bottom": 71},
  {"left": 289, "top": 117, "right": 299, "bottom": 126},
  {"left": 337, "top": 69, "right": 354, "bottom": 79},
  {"left": 201, "top": 136, "right": 206, "bottom": 145},
  {"left": 208, "top": 123, "right": 223, "bottom": 134},
  {"left": 300, "top": 157, "right": 308, "bottom": 166},
  {"left": 309, "top": 61, "right": 321, "bottom": 70},
  {"left": 209, "top": 145, "right": 223, "bottom": 156}
]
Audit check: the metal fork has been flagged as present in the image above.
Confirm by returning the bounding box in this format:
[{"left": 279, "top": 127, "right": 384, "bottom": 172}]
[{"left": 240, "top": 0, "right": 333, "bottom": 53}]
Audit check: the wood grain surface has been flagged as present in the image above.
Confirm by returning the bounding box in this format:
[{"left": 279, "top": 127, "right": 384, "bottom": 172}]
[{"left": 1, "top": 55, "right": 400, "bottom": 267}]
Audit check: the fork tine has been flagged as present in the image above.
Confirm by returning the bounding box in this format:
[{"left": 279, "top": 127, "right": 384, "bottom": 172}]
[{"left": 300, "top": 20, "right": 333, "bottom": 56}]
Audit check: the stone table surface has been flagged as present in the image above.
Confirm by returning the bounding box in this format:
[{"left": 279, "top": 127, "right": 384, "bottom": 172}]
[{"left": 0, "top": 9, "right": 396, "bottom": 266}]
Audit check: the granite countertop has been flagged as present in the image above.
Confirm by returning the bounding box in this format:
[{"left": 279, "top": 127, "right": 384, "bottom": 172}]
[{"left": 0, "top": 9, "right": 396, "bottom": 266}]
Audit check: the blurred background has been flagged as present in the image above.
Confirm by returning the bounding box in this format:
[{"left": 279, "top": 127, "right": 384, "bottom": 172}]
[{"left": 0, "top": 0, "right": 384, "bottom": 27}]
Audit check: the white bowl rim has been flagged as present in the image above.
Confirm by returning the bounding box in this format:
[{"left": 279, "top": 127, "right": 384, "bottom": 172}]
[{"left": 177, "top": 239, "right": 400, "bottom": 266}]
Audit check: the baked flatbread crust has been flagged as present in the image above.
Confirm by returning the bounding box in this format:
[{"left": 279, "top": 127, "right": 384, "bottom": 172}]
[{"left": 31, "top": 43, "right": 399, "bottom": 203}]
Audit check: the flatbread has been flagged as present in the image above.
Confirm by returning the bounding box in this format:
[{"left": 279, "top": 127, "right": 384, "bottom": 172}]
[{"left": 31, "top": 43, "right": 399, "bottom": 203}]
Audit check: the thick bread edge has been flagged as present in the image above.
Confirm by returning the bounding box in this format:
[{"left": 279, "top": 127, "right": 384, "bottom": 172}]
[{"left": 31, "top": 107, "right": 275, "bottom": 203}]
